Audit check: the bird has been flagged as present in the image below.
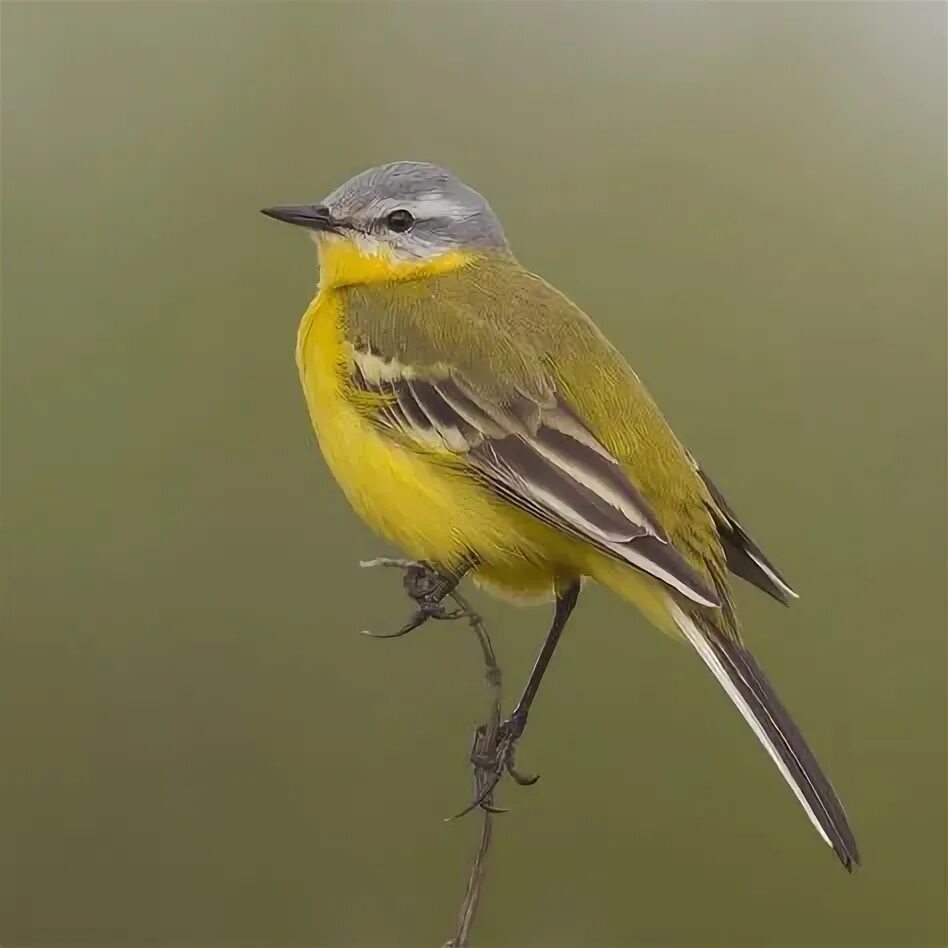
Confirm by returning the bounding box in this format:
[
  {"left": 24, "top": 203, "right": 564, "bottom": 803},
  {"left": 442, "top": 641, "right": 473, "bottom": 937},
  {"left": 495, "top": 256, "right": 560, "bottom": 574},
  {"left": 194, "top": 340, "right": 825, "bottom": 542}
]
[{"left": 262, "top": 160, "right": 859, "bottom": 870}]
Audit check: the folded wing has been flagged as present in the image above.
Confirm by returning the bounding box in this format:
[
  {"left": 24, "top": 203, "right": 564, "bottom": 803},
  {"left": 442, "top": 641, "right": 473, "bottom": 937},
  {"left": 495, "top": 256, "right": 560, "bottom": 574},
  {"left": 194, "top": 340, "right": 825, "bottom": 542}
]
[{"left": 351, "top": 352, "right": 719, "bottom": 608}]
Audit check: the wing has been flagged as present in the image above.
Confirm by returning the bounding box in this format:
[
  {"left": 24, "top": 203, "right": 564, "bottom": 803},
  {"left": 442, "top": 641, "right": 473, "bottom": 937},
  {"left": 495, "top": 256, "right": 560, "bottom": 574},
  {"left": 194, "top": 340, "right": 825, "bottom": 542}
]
[
  {"left": 348, "top": 346, "right": 720, "bottom": 609},
  {"left": 691, "top": 459, "right": 799, "bottom": 605}
]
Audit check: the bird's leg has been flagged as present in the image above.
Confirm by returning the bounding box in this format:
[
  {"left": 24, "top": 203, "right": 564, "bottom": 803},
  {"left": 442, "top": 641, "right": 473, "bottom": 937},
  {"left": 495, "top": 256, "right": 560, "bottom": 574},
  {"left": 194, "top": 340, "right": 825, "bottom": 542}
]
[
  {"left": 456, "top": 581, "right": 581, "bottom": 815},
  {"left": 359, "top": 558, "right": 474, "bottom": 638}
]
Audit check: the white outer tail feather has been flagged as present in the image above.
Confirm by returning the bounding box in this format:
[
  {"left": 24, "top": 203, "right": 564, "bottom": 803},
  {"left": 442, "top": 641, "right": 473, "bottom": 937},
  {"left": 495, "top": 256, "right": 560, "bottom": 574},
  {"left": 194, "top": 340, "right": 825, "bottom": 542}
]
[{"left": 667, "top": 600, "right": 833, "bottom": 850}]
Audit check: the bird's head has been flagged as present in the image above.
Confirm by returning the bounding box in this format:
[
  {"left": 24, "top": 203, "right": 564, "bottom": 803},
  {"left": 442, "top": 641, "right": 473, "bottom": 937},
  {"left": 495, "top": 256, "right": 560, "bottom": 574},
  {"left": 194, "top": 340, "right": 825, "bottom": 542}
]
[{"left": 263, "top": 161, "right": 509, "bottom": 288}]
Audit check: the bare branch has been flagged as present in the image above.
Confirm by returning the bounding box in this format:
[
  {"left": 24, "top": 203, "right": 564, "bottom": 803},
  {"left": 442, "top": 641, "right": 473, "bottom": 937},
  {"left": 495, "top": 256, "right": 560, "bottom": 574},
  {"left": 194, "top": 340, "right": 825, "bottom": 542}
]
[
  {"left": 443, "top": 585, "right": 502, "bottom": 948},
  {"left": 360, "top": 559, "right": 503, "bottom": 948}
]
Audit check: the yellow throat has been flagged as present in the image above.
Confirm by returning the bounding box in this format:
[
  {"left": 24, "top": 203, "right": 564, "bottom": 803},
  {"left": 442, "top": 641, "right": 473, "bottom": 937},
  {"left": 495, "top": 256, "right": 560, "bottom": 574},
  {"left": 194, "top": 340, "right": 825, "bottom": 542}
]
[{"left": 314, "top": 233, "right": 476, "bottom": 289}]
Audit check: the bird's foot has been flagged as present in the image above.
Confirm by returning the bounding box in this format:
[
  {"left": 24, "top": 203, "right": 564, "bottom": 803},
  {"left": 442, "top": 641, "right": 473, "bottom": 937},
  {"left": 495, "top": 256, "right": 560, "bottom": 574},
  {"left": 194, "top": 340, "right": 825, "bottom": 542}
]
[
  {"left": 450, "top": 712, "right": 539, "bottom": 818},
  {"left": 359, "top": 558, "right": 465, "bottom": 638}
]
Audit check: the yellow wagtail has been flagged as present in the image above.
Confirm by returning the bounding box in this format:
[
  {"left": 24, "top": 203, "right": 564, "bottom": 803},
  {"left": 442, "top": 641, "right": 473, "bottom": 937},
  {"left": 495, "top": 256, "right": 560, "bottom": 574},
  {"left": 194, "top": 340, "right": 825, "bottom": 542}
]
[{"left": 262, "top": 161, "right": 859, "bottom": 870}]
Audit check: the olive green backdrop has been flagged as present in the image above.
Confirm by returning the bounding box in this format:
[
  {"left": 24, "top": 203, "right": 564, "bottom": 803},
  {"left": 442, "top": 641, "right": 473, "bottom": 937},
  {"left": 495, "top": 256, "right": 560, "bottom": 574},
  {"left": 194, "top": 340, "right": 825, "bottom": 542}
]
[{"left": 2, "top": 2, "right": 945, "bottom": 946}]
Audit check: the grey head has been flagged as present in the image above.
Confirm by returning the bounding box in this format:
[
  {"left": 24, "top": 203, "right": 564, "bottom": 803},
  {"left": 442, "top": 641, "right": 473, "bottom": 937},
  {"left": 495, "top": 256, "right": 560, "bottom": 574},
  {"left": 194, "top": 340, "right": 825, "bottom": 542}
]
[{"left": 262, "top": 161, "right": 509, "bottom": 262}]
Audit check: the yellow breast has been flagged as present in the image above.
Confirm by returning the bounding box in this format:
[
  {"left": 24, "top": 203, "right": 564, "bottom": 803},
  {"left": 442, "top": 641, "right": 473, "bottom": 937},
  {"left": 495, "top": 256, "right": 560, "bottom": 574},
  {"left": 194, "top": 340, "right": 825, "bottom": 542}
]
[{"left": 295, "top": 289, "right": 536, "bottom": 574}]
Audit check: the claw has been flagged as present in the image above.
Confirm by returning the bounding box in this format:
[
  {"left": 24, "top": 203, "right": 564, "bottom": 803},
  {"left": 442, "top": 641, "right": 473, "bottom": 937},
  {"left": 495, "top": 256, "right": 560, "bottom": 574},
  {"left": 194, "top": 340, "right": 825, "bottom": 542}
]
[
  {"left": 479, "top": 802, "right": 508, "bottom": 815},
  {"left": 360, "top": 610, "right": 427, "bottom": 638},
  {"left": 509, "top": 766, "right": 540, "bottom": 786},
  {"left": 450, "top": 712, "right": 540, "bottom": 819},
  {"left": 446, "top": 771, "right": 504, "bottom": 821},
  {"left": 359, "top": 560, "right": 467, "bottom": 639},
  {"left": 360, "top": 623, "right": 418, "bottom": 639},
  {"left": 433, "top": 609, "right": 465, "bottom": 621}
]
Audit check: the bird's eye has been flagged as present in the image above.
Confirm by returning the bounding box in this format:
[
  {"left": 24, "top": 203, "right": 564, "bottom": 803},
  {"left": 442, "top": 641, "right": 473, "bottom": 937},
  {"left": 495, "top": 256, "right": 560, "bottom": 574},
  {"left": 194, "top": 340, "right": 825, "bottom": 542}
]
[{"left": 386, "top": 209, "right": 414, "bottom": 233}]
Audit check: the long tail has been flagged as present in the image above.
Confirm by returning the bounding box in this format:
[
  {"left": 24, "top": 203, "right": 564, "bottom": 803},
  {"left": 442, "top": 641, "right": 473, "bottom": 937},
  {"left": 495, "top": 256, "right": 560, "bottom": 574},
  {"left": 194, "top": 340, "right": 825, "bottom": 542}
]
[{"left": 668, "top": 601, "right": 860, "bottom": 870}]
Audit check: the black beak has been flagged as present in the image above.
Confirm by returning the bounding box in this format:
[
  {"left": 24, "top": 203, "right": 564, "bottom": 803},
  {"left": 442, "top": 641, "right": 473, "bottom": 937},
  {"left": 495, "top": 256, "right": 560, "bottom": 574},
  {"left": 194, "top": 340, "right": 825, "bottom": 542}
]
[{"left": 260, "top": 204, "right": 340, "bottom": 233}]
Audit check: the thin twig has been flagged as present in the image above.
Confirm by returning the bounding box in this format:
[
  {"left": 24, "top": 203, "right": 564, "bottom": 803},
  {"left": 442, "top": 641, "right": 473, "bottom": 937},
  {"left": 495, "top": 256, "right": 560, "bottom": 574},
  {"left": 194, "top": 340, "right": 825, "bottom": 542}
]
[
  {"left": 360, "top": 559, "right": 503, "bottom": 948},
  {"left": 443, "top": 586, "right": 502, "bottom": 948}
]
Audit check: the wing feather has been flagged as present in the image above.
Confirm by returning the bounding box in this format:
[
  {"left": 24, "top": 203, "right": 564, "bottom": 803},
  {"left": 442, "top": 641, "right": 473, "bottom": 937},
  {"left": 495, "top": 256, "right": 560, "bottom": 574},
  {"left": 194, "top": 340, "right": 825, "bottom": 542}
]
[
  {"left": 350, "top": 347, "right": 719, "bottom": 608},
  {"left": 695, "top": 462, "right": 798, "bottom": 605},
  {"left": 475, "top": 435, "right": 644, "bottom": 543}
]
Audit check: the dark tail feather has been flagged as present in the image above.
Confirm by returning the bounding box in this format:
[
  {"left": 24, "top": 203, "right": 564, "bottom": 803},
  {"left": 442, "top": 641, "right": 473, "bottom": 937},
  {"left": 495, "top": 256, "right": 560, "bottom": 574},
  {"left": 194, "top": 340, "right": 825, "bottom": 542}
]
[
  {"left": 669, "top": 604, "right": 860, "bottom": 870},
  {"left": 696, "top": 465, "right": 799, "bottom": 605}
]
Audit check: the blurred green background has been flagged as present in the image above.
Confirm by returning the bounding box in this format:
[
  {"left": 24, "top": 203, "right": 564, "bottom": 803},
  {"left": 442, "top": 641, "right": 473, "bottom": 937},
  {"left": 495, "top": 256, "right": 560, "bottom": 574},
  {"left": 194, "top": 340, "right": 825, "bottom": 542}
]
[{"left": 2, "top": 2, "right": 945, "bottom": 946}]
